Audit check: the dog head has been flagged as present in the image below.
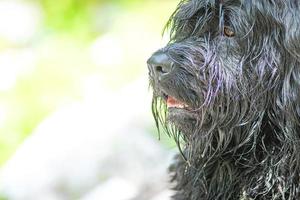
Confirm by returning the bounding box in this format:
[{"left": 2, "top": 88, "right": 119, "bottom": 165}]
[{"left": 148, "top": 0, "right": 300, "bottom": 155}]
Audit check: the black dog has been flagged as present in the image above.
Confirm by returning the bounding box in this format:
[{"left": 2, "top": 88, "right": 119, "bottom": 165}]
[{"left": 147, "top": 0, "right": 300, "bottom": 199}]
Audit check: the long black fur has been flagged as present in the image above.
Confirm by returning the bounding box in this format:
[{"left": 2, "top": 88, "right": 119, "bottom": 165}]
[{"left": 148, "top": 0, "right": 300, "bottom": 199}]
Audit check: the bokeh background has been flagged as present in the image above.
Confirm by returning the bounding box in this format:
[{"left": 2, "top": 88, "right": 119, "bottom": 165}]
[{"left": 0, "top": 0, "right": 179, "bottom": 199}]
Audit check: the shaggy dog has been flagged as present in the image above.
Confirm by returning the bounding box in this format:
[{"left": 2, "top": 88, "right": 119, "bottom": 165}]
[{"left": 147, "top": 0, "right": 300, "bottom": 199}]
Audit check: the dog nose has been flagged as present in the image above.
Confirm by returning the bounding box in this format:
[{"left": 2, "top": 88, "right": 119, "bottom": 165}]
[{"left": 147, "top": 52, "right": 173, "bottom": 78}]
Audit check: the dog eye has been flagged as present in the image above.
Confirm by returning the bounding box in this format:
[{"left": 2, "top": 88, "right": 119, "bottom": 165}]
[{"left": 224, "top": 26, "right": 235, "bottom": 37}]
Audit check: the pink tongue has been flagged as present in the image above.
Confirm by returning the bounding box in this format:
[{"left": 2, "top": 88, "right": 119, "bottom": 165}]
[{"left": 167, "top": 96, "right": 184, "bottom": 108}]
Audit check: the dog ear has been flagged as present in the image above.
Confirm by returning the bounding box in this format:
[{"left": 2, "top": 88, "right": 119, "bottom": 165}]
[
  {"left": 282, "top": 56, "right": 300, "bottom": 120},
  {"left": 271, "top": 43, "right": 300, "bottom": 138},
  {"left": 284, "top": 33, "right": 300, "bottom": 119}
]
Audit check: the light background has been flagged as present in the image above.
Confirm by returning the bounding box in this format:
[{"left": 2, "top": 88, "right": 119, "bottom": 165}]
[{"left": 0, "top": 0, "right": 179, "bottom": 199}]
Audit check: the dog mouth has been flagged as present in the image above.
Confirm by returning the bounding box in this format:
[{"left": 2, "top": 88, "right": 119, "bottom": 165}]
[
  {"left": 167, "top": 96, "right": 189, "bottom": 109},
  {"left": 159, "top": 93, "right": 198, "bottom": 135},
  {"left": 162, "top": 93, "right": 195, "bottom": 113}
]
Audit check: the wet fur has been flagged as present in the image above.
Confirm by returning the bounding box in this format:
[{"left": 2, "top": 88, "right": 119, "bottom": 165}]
[{"left": 149, "top": 0, "right": 300, "bottom": 199}]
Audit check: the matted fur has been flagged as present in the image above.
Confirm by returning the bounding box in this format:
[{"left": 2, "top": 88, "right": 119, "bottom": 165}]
[{"left": 148, "top": 0, "right": 300, "bottom": 199}]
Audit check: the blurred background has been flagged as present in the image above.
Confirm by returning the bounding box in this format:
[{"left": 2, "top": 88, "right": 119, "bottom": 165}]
[{"left": 0, "top": 0, "right": 179, "bottom": 199}]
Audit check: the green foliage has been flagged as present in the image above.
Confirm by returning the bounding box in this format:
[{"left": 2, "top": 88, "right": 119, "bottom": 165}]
[
  {"left": 36, "top": 0, "right": 141, "bottom": 34},
  {"left": 38, "top": 0, "right": 95, "bottom": 31},
  {"left": 0, "top": 195, "right": 8, "bottom": 200}
]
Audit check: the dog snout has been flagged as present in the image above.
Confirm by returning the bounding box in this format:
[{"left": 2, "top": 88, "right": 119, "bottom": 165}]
[{"left": 147, "top": 52, "right": 173, "bottom": 79}]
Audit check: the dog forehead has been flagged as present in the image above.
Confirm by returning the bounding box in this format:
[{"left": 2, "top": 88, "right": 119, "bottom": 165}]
[
  {"left": 183, "top": 0, "right": 297, "bottom": 11},
  {"left": 177, "top": 0, "right": 297, "bottom": 24}
]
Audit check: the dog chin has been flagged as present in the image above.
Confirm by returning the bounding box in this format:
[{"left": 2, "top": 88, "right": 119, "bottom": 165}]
[{"left": 167, "top": 107, "right": 197, "bottom": 134}]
